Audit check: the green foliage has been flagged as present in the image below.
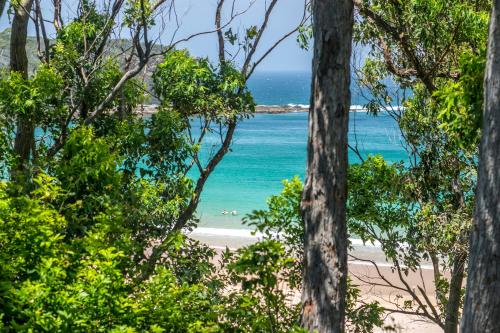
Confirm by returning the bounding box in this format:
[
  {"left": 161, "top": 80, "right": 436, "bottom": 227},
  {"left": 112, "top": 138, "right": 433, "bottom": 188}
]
[
  {"left": 244, "top": 178, "right": 384, "bottom": 333},
  {"left": 0, "top": 150, "right": 222, "bottom": 332},
  {"left": 221, "top": 240, "right": 302, "bottom": 333},
  {"left": 355, "top": 0, "right": 489, "bottom": 66},
  {"left": 435, "top": 50, "right": 486, "bottom": 148},
  {"left": 245, "top": 178, "right": 303, "bottom": 250},
  {"left": 153, "top": 50, "right": 254, "bottom": 121},
  {"left": 348, "top": 156, "right": 422, "bottom": 268},
  {"left": 0, "top": 175, "right": 132, "bottom": 332},
  {"left": 0, "top": 2, "right": 147, "bottom": 171},
  {"left": 346, "top": 283, "right": 384, "bottom": 333},
  {"left": 0, "top": 66, "right": 67, "bottom": 173},
  {"left": 0, "top": 66, "right": 63, "bottom": 118},
  {"left": 0, "top": 50, "right": 309, "bottom": 333},
  {"left": 354, "top": 2, "right": 484, "bottom": 326},
  {"left": 141, "top": 109, "right": 194, "bottom": 179},
  {"left": 0, "top": 175, "right": 65, "bottom": 287},
  {"left": 0, "top": 66, "right": 66, "bottom": 144},
  {"left": 244, "top": 177, "right": 304, "bottom": 289},
  {"left": 50, "top": 3, "right": 146, "bottom": 122},
  {"left": 54, "top": 127, "right": 124, "bottom": 238},
  {"left": 355, "top": 0, "right": 489, "bottom": 113},
  {"left": 0, "top": 1, "right": 312, "bottom": 332},
  {"left": 0, "top": 136, "right": 320, "bottom": 333},
  {"left": 348, "top": 155, "right": 472, "bottom": 323},
  {"left": 297, "top": 25, "right": 313, "bottom": 50},
  {"left": 123, "top": 0, "right": 155, "bottom": 28},
  {"left": 0, "top": 212, "right": 217, "bottom": 332},
  {"left": 224, "top": 28, "right": 238, "bottom": 45},
  {"left": 135, "top": 268, "right": 221, "bottom": 333},
  {"left": 346, "top": 156, "right": 424, "bottom": 276}
]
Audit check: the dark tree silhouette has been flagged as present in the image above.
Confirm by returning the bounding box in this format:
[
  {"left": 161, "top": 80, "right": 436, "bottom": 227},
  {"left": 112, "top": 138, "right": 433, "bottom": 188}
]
[
  {"left": 462, "top": 1, "right": 500, "bottom": 332},
  {"left": 301, "top": 0, "right": 354, "bottom": 332}
]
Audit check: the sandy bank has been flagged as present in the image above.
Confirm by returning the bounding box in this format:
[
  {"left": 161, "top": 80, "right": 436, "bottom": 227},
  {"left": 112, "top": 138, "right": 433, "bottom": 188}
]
[{"left": 189, "top": 227, "right": 443, "bottom": 333}]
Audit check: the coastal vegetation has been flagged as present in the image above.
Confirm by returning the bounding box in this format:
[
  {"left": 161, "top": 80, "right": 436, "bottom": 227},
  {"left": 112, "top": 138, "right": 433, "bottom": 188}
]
[
  {"left": 0, "top": 0, "right": 499, "bottom": 333},
  {"left": 349, "top": 1, "right": 488, "bottom": 332}
]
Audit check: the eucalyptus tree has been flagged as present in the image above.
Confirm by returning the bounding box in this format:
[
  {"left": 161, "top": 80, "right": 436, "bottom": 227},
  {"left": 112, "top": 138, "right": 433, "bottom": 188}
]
[
  {"left": 1, "top": 0, "right": 310, "bottom": 282},
  {"left": 301, "top": 0, "right": 354, "bottom": 332},
  {"left": 352, "top": 1, "right": 490, "bottom": 332},
  {"left": 0, "top": 1, "right": 322, "bottom": 330},
  {"left": 10, "top": 0, "right": 34, "bottom": 176},
  {"left": 138, "top": 0, "right": 310, "bottom": 279},
  {"left": 168, "top": 0, "right": 310, "bottom": 231},
  {"left": 462, "top": 1, "right": 500, "bottom": 331},
  {"left": 0, "top": 0, "right": 6, "bottom": 21}
]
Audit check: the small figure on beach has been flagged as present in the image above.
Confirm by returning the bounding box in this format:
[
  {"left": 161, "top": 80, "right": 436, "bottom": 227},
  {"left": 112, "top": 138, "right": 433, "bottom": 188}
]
[
  {"left": 231, "top": 210, "right": 238, "bottom": 216},
  {"left": 221, "top": 210, "right": 229, "bottom": 215}
]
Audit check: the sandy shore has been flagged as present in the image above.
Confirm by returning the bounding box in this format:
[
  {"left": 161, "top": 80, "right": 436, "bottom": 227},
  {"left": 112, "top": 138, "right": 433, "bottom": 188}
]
[{"left": 190, "top": 227, "right": 443, "bottom": 333}]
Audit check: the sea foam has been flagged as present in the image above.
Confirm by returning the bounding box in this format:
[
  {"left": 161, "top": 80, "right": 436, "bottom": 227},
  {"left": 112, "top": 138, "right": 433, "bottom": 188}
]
[{"left": 189, "top": 227, "right": 381, "bottom": 248}]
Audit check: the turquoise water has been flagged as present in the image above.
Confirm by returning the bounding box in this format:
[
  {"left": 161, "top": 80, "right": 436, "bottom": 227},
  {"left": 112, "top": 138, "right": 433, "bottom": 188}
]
[
  {"left": 32, "top": 71, "right": 405, "bottom": 229},
  {"left": 195, "top": 111, "right": 406, "bottom": 229},
  {"left": 194, "top": 71, "right": 406, "bottom": 228}
]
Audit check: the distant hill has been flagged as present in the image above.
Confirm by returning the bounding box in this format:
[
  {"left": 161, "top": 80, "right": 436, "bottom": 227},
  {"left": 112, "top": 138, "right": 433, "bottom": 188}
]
[
  {"left": 0, "top": 28, "right": 42, "bottom": 73},
  {"left": 0, "top": 28, "right": 165, "bottom": 104},
  {"left": 0, "top": 28, "right": 163, "bottom": 78}
]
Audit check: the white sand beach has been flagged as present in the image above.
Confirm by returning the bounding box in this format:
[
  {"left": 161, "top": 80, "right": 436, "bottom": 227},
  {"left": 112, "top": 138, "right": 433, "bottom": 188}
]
[{"left": 190, "top": 227, "right": 443, "bottom": 333}]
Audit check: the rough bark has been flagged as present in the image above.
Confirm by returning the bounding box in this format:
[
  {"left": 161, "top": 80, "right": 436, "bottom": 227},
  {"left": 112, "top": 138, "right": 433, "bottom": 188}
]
[
  {"left": 11, "top": 0, "right": 35, "bottom": 173},
  {"left": 10, "top": 0, "right": 33, "bottom": 78},
  {"left": 300, "top": 0, "right": 354, "bottom": 332},
  {"left": 461, "top": 1, "right": 500, "bottom": 332},
  {"left": 443, "top": 172, "right": 467, "bottom": 333},
  {"left": 444, "top": 254, "right": 466, "bottom": 333},
  {"left": 0, "top": 0, "right": 6, "bottom": 19}
]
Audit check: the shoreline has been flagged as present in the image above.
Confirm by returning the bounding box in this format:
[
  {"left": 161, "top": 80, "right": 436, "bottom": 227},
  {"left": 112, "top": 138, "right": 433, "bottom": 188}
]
[
  {"left": 135, "top": 104, "right": 374, "bottom": 116},
  {"left": 188, "top": 227, "right": 433, "bottom": 269},
  {"left": 190, "top": 226, "right": 441, "bottom": 332},
  {"left": 189, "top": 226, "right": 441, "bottom": 332},
  {"left": 190, "top": 227, "right": 380, "bottom": 248},
  {"left": 252, "top": 104, "right": 370, "bottom": 113}
]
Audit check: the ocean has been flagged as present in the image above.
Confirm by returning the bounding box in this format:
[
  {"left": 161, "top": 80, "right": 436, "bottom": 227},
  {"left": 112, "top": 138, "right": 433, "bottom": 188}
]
[{"left": 194, "top": 71, "right": 407, "bottom": 229}]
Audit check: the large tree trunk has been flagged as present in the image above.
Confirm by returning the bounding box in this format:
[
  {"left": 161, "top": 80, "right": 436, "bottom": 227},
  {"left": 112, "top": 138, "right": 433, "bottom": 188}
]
[
  {"left": 300, "top": 0, "right": 354, "bottom": 332},
  {"left": 461, "top": 1, "right": 500, "bottom": 332},
  {"left": 10, "top": 0, "right": 32, "bottom": 78},
  {"left": 0, "top": 0, "right": 6, "bottom": 19},
  {"left": 11, "top": 0, "right": 35, "bottom": 173}
]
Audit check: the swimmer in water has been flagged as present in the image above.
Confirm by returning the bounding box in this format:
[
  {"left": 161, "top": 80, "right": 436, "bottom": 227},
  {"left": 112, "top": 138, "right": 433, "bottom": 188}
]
[
  {"left": 231, "top": 210, "right": 238, "bottom": 216},
  {"left": 221, "top": 210, "right": 229, "bottom": 215}
]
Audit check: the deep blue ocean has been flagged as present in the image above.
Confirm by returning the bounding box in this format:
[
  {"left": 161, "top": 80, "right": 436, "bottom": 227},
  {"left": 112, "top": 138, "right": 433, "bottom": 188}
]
[{"left": 195, "top": 71, "right": 407, "bottom": 228}]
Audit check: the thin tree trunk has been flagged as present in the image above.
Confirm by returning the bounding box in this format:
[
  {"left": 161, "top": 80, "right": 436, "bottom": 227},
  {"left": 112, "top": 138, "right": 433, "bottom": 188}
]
[
  {"left": 11, "top": 0, "right": 35, "bottom": 174},
  {"left": 443, "top": 170, "right": 467, "bottom": 333},
  {"left": 301, "top": 0, "right": 354, "bottom": 332},
  {"left": 173, "top": 120, "right": 237, "bottom": 231},
  {"left": 53, "top": 0, "right": 62, "bottom": 31},
  {"left": 0, "top": 0, "right": 6, "bottom": 19},
  {"left": 444, "top": 254, "right": 466, "bottom": 333},
  {"left": 461, "top": 1, "right": 500, "bottom": 331},
  {"left": 10, "top": 0, "right": 33, "bottom": 78}
]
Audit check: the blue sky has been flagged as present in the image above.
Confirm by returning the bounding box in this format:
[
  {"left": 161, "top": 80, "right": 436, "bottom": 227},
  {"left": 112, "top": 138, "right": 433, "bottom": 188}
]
[
  {"left": 171, "top": 0, "right": 313, "bottom": 71},
  {"left": 0, "top": 0, "right": 313, "bottom": 72}
]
